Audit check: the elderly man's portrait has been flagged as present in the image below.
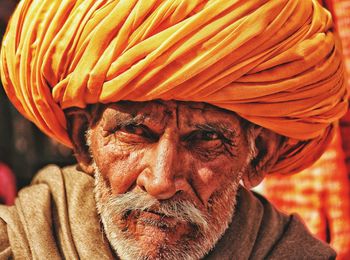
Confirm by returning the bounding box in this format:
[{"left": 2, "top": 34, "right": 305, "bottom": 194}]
[{"left": 0, "top": 0, "right": 350, "bottom": 259}]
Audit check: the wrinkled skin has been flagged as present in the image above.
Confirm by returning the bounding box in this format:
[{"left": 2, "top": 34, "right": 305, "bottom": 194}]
[
  {"left": 87, "top": 101, "right": 249, "bottom": 257},
  {"left": 68, "top": 100, "right": 282, "bottom": 259},
  {"left": 89, "top": 100, "right": 251, "bottom": 201}
]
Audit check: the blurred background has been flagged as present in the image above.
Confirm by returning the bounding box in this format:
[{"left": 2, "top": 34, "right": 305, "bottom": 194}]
[
  {"left": 0, "top": 0, "right": 75, "bottom": 192},
  {"left": 0, "top": 0, "right": 349, "bottom": 259}
]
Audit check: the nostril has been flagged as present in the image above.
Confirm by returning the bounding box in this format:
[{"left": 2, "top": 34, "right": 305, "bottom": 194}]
[
  {"left": 175, "top": 190, "right": 183, "bottom": 196},
  {"left": 136, "top": 171, "right": 149, "bottom": 192}
]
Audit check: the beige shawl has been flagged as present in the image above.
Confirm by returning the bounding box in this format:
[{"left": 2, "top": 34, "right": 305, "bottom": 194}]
[{"left": 0, "top": 165, "right": 336, "bottom": 259}]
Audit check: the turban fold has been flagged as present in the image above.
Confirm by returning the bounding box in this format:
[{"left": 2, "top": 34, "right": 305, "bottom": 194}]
[{"left": 0, "top": 0, "right": 348, "bottom": 174}]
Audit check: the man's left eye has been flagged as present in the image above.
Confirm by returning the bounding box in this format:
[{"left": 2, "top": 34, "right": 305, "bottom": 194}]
[
  {"left": 186, "top": 130, "right": 221, "bottom": 142},
  {"left": 198, "top": 131, "right": 220, "bottom": 141}
]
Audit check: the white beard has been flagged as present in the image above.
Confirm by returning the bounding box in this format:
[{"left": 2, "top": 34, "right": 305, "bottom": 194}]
[{"left": 93, "top": 162, "right": 244, "bottom": 260}]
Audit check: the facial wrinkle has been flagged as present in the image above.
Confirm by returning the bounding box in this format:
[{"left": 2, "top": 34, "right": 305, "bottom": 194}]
[{"left": 176, "top": 102, "right": 180, "bottom": 129}]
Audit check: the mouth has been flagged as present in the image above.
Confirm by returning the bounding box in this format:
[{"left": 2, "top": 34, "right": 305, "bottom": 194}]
[
  {"left": 144, "top": 209, "right": 169, "bottom": 218},
  {"left": 123, "top": 209, "right": 180, "bottom": 230}
]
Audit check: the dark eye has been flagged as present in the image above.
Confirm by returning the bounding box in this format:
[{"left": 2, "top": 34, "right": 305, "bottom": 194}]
[
  {"left": 121, "top": 124, "right": 158, "bottom": 141},
  {"left": 196, "top": 131, "right": 219, "bottom": 141},
  {"left": 123, "top": 124, "right": 144, "bottom": 135},
  {"left": 184, "top": 130, "right": 221, "bottom": 142}
]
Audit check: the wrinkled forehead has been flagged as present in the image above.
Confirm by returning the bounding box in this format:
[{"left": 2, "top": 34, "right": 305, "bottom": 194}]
[{"left": 94, "top": 100, "right": 244, "bottom": 129}]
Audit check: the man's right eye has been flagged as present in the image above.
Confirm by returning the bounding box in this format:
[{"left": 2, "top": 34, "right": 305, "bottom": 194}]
[
  {"left": 122, "top": 124, "right": 144, "bottom": 135},
  {"left": 120, "top": 124, "right": 158, "bottom": 142}
]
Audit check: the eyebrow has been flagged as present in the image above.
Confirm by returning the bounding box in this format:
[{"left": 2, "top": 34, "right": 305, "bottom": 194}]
[
  {"left": 195, "top": 123, "right": 238, "bottom": 139},
  {"left": 116, "top": 112, "right": 239, "bottom": 136}
]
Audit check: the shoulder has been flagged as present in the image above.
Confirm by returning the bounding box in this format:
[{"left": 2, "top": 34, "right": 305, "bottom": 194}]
[
  {"left": 0, "top": 165, "right": 64, "bottom": 259},
  {"left": 0, "top": 164, "right": 91, "bottom": 259},
  {"left": 0, "top": 207, "right": 12, "bottom": 259},
  {"left": 267, "top": 213, "right": 336, "bottom": 259},
  {"left": 32, "top": 164, "right": 93, "bottom": 191},
  {"left": 249, "top": 189, "right": 336, "bottom": 259},
  {"left": 13, "top": 164, "right": 92, "bottom": 214}
]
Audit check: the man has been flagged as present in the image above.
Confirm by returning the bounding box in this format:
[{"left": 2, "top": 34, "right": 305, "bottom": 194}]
[{"left": 0, "top": 0, "right": 348, "bottom": 259}]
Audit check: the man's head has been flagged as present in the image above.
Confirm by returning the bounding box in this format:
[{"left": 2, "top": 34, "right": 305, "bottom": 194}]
[
  {"left": 1, "top": 0, "right": 346, "bottom": 175},
  {"left": 66, "top": 100, "right": 282, "bottom": 259},
  {"left": 0, "top": 0, "right": 348, "bottom": 257}
]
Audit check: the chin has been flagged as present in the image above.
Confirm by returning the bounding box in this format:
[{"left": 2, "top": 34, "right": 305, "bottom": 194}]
[{"left": 99, "top": 215, "right": 209, "bottom": 260}]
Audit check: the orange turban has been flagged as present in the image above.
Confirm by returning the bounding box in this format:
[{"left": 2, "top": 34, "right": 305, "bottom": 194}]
[{"left": 0, "top": 0, "right": 348, "bottom": 174}]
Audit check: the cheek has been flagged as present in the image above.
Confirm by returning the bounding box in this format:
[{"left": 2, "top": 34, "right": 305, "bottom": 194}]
[
  {"left": 192, "top": 158, "right": 241, "bottom": 205},
  {"left": 93, "top": 139, "right": 145, "bottom": 194}
]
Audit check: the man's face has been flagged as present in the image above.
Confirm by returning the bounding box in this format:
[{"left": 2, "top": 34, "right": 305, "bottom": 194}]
[{"left": 87, "top": 100, "right": 254, "bottom": 259}]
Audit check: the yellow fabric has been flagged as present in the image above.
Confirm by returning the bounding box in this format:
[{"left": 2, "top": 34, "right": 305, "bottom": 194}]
[{"left": 0, "top": 0, "right": 348, "bottom": 174}]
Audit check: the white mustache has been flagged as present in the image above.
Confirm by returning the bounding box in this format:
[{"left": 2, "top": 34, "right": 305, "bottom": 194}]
[{"left": 106, "top": 191, "right": 209, "bottom": 230}]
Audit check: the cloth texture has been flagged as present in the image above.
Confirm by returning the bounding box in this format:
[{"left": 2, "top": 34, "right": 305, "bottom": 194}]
[
  {"left": 0, "top": 0, "right": 348, "bottom": 174},
  {"left": 261, "top": 1, "right": 350, "bottom": 258},
  {"left": 333, "top": 0, "right": 350, "bottom": 178},
  {"left": 0, "top": 165, "right": 336, "bottom": 259},
  {"left": 262, "top": 128, "right": 350, "bottom": 259}
]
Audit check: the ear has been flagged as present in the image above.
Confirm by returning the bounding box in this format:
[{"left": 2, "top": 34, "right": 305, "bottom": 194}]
[
  {"left": 65, "top": 108, "right": 95, "bottom": 175},
  {"left": 242, "top": 126, "right": 283, "bottom": 188}
]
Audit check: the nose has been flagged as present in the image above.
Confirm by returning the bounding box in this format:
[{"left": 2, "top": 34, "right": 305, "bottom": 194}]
[{"left": 137, "top": 134, "right": 184, "bottom": 200}]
